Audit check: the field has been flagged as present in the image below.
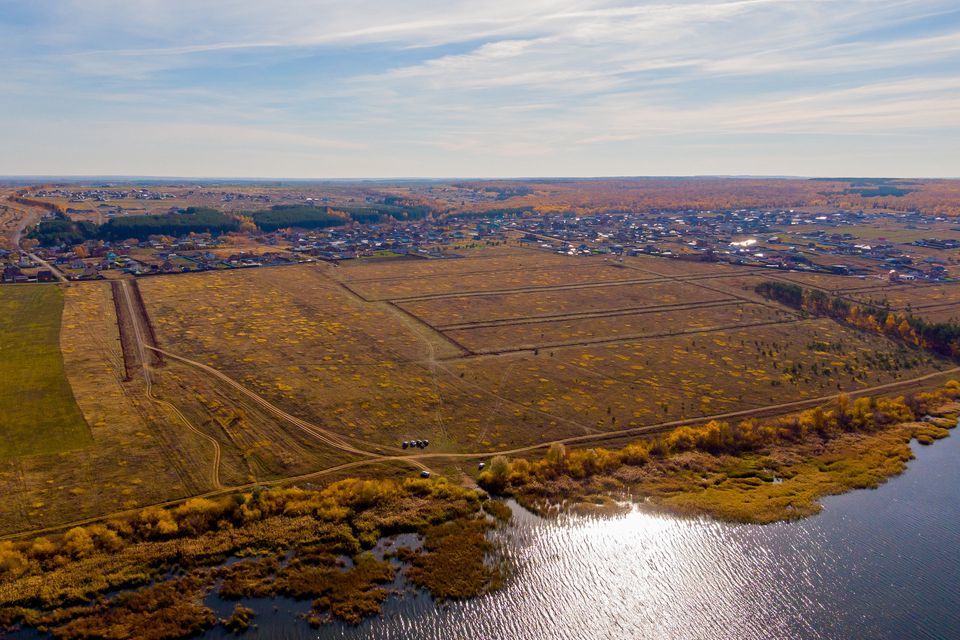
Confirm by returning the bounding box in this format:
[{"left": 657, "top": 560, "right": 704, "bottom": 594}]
[
  {"left": 772, "top": 272, "right": 960, "bottom": 325},
  {"left": 444, "top": 302, "right": 794, "bottom": 353},
  {"left": 343, "top": 256, "right": 656, "bottom": 300},
  {"left": 846, "top": 283, "right": 960, "bottom": 311},
  {"left": 134, "top": 245, "right": 946, "bottom": 454},
  {"left": 0, "top": 280, "right": 367, "bottom": 535},
  {"left": 0, "top": 286, "right": 89, "bottom": 458},
  {"left": 397, "top": 280, "right": 731, "bottom": 327},
  {"left": 2, "top": 243, "right": 959, "bottom": 537}
]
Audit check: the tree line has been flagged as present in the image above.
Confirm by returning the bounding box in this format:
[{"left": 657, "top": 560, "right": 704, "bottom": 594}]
[
  {"left": 247, "top": 202, "right": 435, "bottom": 231},
  {"left": 248, "top": 205, "right": 347, "bottom": 232},
  {"left": 755, "top": 280, "right": 960, "bottom": 358}
]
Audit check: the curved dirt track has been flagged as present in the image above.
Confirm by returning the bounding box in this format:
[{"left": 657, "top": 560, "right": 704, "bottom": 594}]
[
  {"left": 3, "top": 360, "right": 957, "bottom": 541},
  {"left": 117, "top": 279, "right": 223, "bottom": 489},
  {"left": 146, "top": 346, "right": 419, "bottom": 465}
]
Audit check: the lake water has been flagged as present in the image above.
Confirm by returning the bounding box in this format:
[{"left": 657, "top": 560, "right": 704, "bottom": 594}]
[{"left": 203, "top": 431, "right": 960, "bottom": 640}]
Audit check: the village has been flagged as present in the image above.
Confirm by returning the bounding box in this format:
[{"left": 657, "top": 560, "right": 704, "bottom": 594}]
[
  {"left": 3, "top": 200, "right": 958, "bottom": 285},
  {"left": 508, "top": 207, "right": 958, "bottom": 282}
]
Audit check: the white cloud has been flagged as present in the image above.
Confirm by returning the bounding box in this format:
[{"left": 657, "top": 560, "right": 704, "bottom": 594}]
[{"left": 1, "top": 0, "right": 958, "bottom": 176}]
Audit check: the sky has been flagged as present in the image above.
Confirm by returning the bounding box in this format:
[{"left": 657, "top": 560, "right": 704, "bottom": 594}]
[{"left": 0, "top": 0, "right": 958, "bottom": 178}]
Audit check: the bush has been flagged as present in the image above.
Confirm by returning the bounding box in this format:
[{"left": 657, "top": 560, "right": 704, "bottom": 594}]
[
  {"left": 62, "top": 527, "right": 95, "bottom": 558},
  {"left": 0, "top": 542, "right": 28, "bottom": 579}
]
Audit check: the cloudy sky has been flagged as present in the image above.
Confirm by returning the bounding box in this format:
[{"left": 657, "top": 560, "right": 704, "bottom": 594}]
[{"left": 1, "top": 0, "right": 958, "bottom": 178}]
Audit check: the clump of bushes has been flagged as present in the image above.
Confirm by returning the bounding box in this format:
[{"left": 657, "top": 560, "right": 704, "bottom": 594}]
[
  {"left": 48, "top": 576, "right": 216, "bottom": 640},
  {"left": 481, "top": 499, "right": 512, "bottom": 522}
]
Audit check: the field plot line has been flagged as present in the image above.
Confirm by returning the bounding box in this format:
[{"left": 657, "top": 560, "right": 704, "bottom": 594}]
[
  {"left": 118, "top": 279, "right": 223, "bottom": 489},
  {"left": 421, "top": 335, "right": 451, "bottom": 443},
  {"left": 458, "top": 316, "right": 806, "bottom": 356},
  {"left": 435, "top": 299, "right": 742, "bottom": 331},
  {"left": 329, "top": 265, "right": 598, "bottom": 437},
  {"left": 385, "top": 277, "right": 668, "bottom": 303},
  {"left": 616, "top": 262, "right": 797, "bottom": 315},
  {"left": 339, "top": 261, "right": 615, "bottom": 285}
]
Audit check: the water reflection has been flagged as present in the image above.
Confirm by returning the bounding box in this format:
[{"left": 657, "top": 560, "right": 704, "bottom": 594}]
[{"left": 204, "top": 434, "right": 960, "bottom": 640}]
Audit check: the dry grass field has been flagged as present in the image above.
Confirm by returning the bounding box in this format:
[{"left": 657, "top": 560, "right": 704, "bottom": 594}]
[
  {"left": 846, "top": 283, "right": 960, "bottom": 311},
  {"left": 454, "top": 317, "right": 938, "bottom": 430},
  {"left": 0, "top": 281, "right": 357, "bottom": 536},
  {"left": 444, "top": 302, "right": 795, "bottom": 353},
  {"left": 772, "top": 272, "right": 892, "bottom": 292},
  {"left": 342, "top": 255, "right": 657, "bottom": 300},
  {"left": 136, "top": 245, "right": 946, "bottom": 454},
  {"left": 398, "top": 280, "right": 732, "bottom": 327},
  {"left": 754, "top": 271, "right": 960, "bottom": 323},
  {"left": 914, "top": 307, "right": 960, "bottom": 323},
  {"left": 0, "top": 283, "right": 191, "bottom": 534},
  {"left": 1, "top": 245, "right": 954, "bottom": 536}
]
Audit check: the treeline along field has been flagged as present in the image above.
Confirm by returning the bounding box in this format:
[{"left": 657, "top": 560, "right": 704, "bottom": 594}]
[
  {"left": 756, "top": 280, "right": 960, "bottom": 359},
  {"left": 248, "top": 205, "right": 346, "bottom": 231},
  {"left": 477, "top": 382, "right": 959, "bottom": 523}
]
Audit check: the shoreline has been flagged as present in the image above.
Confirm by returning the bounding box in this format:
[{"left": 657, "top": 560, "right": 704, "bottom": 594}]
[{"left": 478, "top": 384, "right": 960, "bottom": 525}]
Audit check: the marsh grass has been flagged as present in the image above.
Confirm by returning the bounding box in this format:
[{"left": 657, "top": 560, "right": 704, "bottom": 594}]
[
  {"left": 407, "top": 519, "right": 500, "bottom": 600},
  {"left": 481, "top": 499, "right": 513, "bottom": 522},
  {"left": 0, "top": 477, "right": 499, "bottom": 637},
  {"left": 222, "top": 604, "right": 255, "bottom": 633}
]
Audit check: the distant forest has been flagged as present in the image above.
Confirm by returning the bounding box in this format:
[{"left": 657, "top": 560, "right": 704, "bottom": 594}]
[
  {"left": 26, "top": 215, "right": 98, "bottom": 246},
  {"left": 248, "top": 202, "right": 433, "bottom": 231},
  {"left": 29, "top": 208, "right": 239, "bottom": 245},
  {"left": 28, "top": 201, "right": 438, "bottom": 245},
  {"left": 248, "top": 205, "right": 345, "bottom": 232}
]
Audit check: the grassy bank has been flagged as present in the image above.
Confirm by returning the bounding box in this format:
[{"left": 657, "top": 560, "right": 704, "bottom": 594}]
[
  {"left": 479, "top": 383, "right": 959, "bottom": 524},
  {"left": 0, "top": 477, "right": 503, "bottom": 638},
  {"left": 0, "top": 286, "right": 89, "bottom": 459}
]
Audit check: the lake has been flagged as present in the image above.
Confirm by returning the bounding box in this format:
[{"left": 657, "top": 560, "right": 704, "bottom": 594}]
[{"left": 203, "top": 432, "right": 960, "bottom": 640}]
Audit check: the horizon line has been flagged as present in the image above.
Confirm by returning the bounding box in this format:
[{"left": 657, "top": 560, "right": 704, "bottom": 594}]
[{"left": 3, "top": 174, "right": 959, "bottom": 183}]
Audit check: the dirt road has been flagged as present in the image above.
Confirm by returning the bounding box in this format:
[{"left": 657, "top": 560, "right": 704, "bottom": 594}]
[
  {"left": 150, "top": 341, "right": 960, "bottom": 468},
  {"left": 2, "top": 359, "right": 956, "bottom": 541},
  {"left": 117, "top": 279, "right": 223, "bottom": 489},
  {"left": 146, "top": 345, "right": 418, "bottom": 463}
]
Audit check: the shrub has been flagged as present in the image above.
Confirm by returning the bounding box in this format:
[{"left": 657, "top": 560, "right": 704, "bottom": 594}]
[
  {"left": 62, "top": 527, "right": 95, "bottom": 558},
  {"left": 0, "top": 542, "right": 28, "bottom": 579}
]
